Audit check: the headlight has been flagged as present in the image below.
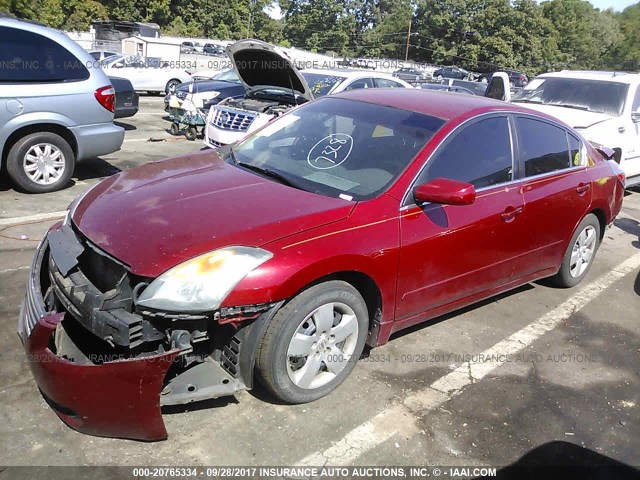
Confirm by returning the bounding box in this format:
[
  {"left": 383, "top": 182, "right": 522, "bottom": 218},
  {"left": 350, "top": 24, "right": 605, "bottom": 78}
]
[{"left": 136, "top": 246, "right": 273, "bottom": 312}]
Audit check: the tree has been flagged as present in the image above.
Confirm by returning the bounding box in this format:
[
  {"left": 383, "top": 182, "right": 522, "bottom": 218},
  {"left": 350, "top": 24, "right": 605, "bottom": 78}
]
[{"left": 542, "top": 0, "right": 621, "bottom": 70}]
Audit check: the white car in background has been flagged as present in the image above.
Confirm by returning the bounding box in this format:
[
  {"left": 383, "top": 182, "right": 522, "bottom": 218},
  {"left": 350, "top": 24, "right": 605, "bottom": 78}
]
[
  {"left": 512, "top": 71, "right": 640, "bottom": 186},
  {"left": 100, "top": 54, "right": 192, "bottom": 94},
  {"left": 203, "top": 40, "right": 412, "bottom": 148}
]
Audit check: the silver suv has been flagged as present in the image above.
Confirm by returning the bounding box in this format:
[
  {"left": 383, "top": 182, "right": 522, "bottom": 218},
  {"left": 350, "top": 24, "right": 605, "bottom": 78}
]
[{"left": 0, "top": 18, "right": 124, "bottom": 192}]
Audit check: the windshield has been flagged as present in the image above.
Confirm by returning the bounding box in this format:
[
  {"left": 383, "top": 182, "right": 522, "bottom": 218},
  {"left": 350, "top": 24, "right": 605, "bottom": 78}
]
[
  {"left": 214, "top": 69, "right": 240, "bottom": 83},
  {"left": 302, "top": 73, "right": 346, "bottom": 96},
  {"left": 512, "top": 77, "right": 629, "bottom": 116},
  {"left": 231, "top": 97, "right": 444, "bottom": 200}
]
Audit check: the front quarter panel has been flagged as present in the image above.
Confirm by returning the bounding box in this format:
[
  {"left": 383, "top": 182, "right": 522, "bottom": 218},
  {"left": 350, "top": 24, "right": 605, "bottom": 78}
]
[{"left": 221, "top": 195, "right": 401, "bottom": 337}]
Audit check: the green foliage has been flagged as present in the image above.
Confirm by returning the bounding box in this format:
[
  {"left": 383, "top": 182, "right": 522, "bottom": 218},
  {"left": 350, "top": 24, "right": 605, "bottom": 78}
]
[{"left": 2, "top": 0, "right": 638, "bottom": 75}]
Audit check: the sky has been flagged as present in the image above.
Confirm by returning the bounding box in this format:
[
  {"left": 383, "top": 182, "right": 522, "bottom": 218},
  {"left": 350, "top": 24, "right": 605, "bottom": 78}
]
[{"left": 588, "top": 0, "right": 637, "bottom": 10}]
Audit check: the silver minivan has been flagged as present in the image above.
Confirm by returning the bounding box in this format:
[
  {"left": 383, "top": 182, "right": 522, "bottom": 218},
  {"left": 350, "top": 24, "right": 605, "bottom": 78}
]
[{"left": 0, "top": 18, "right": 124, "bottom": 192}]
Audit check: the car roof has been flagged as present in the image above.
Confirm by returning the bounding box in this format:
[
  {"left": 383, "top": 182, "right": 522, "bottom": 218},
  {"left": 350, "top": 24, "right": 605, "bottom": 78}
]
[
  {"left": 537, "top": 70, "right": 640, "bottom": 85},
  {"left": 301, "top": 68, "right": 399, "bottom": 80},
  {"left": 332, "top": 88, "right": 550, "bottom": 122}
]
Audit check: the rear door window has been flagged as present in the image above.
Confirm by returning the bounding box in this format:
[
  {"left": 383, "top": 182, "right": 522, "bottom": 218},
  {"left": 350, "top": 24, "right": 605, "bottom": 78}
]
[
  {"left": 344, "top": 78, "right": 375, "bottom": 90},
  {"left": 0, "top": 27, "right": 89, "bottom": 82},
  {"left": 515, "top": 117, "right": 571, "bottom": 177}
]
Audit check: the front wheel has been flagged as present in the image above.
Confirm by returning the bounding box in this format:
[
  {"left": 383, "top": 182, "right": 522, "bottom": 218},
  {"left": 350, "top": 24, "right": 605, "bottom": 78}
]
[
  {"left": 551, "top": 214, "right": 600, "bottom": 288},
  {"left": 256, "top": 281, "right": 369, "bottom": 403},
  {"left": 436, "top": 74, "right": 443, "bottom": 81}
]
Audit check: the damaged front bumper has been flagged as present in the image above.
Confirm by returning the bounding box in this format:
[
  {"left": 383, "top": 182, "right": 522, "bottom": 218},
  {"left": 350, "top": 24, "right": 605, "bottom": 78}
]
[
  {"left": 18, "top": 237, "right": 180, "bottom": 441},
  {"left": 18, "top": 225, "right": 279, "bottom": 441}
]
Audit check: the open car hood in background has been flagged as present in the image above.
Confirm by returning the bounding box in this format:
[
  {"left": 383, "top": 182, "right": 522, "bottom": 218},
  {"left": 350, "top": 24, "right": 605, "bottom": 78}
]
[{"left": 226, "top": 39, "right": 313, "bottom": 101}]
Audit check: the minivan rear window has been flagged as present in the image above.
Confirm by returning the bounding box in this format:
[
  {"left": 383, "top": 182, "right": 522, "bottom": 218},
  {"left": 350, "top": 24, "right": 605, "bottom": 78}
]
[{"left": 0, "top": 27, "right": 90, "bottom": 83}]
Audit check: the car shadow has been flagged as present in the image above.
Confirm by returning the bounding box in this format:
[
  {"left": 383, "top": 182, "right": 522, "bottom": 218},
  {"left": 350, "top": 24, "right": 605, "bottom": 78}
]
[
  {"left": 114, "top": 121, "right": 136, "bottom": 131},
  {"left": 73, "top": 156, "right": 122, "bottom": 181},
  {"left": 474, "top": 441, "right": 638, "bottom": 479},
  {"left": 613, "top": 217, "right": 640, "bottom": 249}
]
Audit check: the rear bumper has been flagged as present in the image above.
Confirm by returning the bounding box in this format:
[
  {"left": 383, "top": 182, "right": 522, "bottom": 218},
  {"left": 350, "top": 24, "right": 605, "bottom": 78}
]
[
  {"left": 70, "top": 122, "right": 124, "bottom": 160},
  {"left": 17, "top": 241, "right": 179, "bottom": 441}
]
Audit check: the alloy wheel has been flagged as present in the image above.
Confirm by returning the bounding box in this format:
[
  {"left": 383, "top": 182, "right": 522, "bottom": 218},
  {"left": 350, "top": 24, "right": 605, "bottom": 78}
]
[
  {"left": 570, "top": 225, "right": 596, "bottom": 278},
  {"left": 286, "top": 302, "right": 359, "bottom": 389}
]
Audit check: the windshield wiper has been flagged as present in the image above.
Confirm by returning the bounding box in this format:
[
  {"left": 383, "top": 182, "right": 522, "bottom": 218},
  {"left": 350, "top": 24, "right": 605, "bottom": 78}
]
[
  {"left": 553, "top": 103, "right": 591, "bottom": 111},
  {"left": 230, "top": 151, "right": 302, "bottom": 189}
]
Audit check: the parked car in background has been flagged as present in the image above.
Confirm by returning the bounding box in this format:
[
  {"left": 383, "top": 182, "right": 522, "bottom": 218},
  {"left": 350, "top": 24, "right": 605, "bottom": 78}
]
[
  {"left": 511, "top": 70, "right": 640, "bottom": 186},
  {"left": 164, "top": 69, "right": 243, "bottom": 111},
  {"left": 19, "top": 88, "right": 624, "bottom": 440},
  {"left": 89, "top": 50, "right": 119, "bottom": 61},
  {"left": 109, "top": 76, "right": 139, "bottom": 119},
  {"left": 0, "top": 18, "right": 124, "bottom": 192},
  {"left": 204, "top": 43, "right": 413, "bottom": 148},
  {"left": 433, "top": 66, "right": 469, "bottom": 80},
  {"left": 418, "top": 83, "right": 475, "bottom": 95},
  {"left": 180, "top": 41, "right": 201, "bottom": 54},
  {"left": 393, "top": 67, "right": 431, "bottom": 83},
  {"left": 203, "top": 43, "right": 225, "bottom": 56},
  {"left": 100, "top": 54, "right": 192, "bottom": 94},
  {"left": 479, "top": 69, "right": 528, "bottom": 88},
  {"left": 448, "top": 79, "right": 488, "bottom": 96},
  {"left": 301, "top": 68, "right": 412, "bottom": 96}
]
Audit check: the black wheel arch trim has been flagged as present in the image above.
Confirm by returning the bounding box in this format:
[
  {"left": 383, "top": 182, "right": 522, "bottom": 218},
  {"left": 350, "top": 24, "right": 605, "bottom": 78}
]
[{"left": 238, "top": 300, "right": 286, "bottom": 389}]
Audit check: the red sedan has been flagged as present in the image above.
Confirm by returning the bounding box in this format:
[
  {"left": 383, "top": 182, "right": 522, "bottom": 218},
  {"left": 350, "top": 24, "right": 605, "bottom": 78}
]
[{"left": 18, "top": 89, "right": 625, "bottom": 440}]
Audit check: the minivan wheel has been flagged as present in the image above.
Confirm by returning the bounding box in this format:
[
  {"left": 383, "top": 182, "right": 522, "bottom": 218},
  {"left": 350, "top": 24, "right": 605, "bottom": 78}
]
[
  {"left": 551, "top": 214, "right": 600, "bottom": 288},
  {"left": 256, "top": 280, "right": 369, "bottom": 403},
  {"left": 6, "top": 132, "right": 74, "bottom": 193}
]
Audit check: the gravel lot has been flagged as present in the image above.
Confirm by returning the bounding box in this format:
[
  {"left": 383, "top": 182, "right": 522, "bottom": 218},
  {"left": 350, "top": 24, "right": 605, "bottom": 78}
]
[{"left": 0, "top": 96, "right": 638, "bottom": 475}]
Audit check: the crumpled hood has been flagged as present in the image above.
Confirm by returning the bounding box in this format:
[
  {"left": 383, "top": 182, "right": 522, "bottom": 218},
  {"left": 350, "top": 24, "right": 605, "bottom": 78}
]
[
  {"left": 512, "top": 102, "right": 614, "bottom": 129},
  {"left": 72, "top": 151, "right": 353, "bottom": 277},
  {"left": 226, "top": 39, "right": 313, "bottom": 101}
]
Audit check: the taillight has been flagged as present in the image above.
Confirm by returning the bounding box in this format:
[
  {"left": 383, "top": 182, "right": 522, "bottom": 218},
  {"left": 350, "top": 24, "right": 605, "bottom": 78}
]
[{"left": 95, "top": 85, "right": 116, "bottom": 113}]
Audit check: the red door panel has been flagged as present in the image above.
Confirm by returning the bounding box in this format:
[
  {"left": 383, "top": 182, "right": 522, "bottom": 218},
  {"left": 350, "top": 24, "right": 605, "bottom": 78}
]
[{"left": 396, "top": 184, "right": 526, "bottom": 322}]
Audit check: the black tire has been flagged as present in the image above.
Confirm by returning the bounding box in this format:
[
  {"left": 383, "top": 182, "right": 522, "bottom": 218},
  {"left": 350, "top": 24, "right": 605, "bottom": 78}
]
[
  {"left": 169, "top": 122, "right": 180, "bottom": 135},
  {"left": 185, "top": 126, "right": 197, "bottom": 141},
  {"left": 6, "top": 132, "right": 74, "bottom": 193},
  {"left": 165, "top": 79, "right": 181, "bottom": 94},
  {"left": 551, "top": 214, "right": 601, "bottom": 288},
  {"left": 256, "top": 280, "right": 369, "bottom": 404}
]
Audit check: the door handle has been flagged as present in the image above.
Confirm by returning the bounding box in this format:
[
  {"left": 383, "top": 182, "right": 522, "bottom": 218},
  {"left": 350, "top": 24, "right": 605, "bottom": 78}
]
[
  {"left": 576, "top": 183, "right": 591, "bottom": 195},
  {"left": 501, "top": 206, "right": 523, "bottom": 223}
]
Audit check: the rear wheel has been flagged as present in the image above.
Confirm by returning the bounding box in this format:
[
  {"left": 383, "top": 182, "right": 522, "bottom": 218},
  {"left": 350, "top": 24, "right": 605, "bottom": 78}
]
[
  {"left": 551, "top": 214, "right": 600, "bottom": 288},
  {"left": 165, "top": 79, "right": 181, "bottom": 94},
  {"left": 256, "top": 281, "right": 369, "bottom": 403},
  {"left": 6, "top": 132, "right": 74, "bottom": 193}
]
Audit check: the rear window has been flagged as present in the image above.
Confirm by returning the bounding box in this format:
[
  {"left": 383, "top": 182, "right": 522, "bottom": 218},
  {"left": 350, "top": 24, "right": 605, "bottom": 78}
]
[
  {"left": 0, "top": 27, "right": 89, "bottom": 83},
  {"left": 302, "top": 73, "right": 346, "bottom": 96}
]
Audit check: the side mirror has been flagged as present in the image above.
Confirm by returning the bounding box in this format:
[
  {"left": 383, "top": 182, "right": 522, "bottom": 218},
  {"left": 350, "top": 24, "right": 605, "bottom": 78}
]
[
  {"left": 632, "top": 111, "right": 640, "bottom": 123},
  {"left": 485, "top": 72, "right": 511, "bottom": 101},
  {"left": 413, "top": 178, "right": 476, "bottom": 206}
]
